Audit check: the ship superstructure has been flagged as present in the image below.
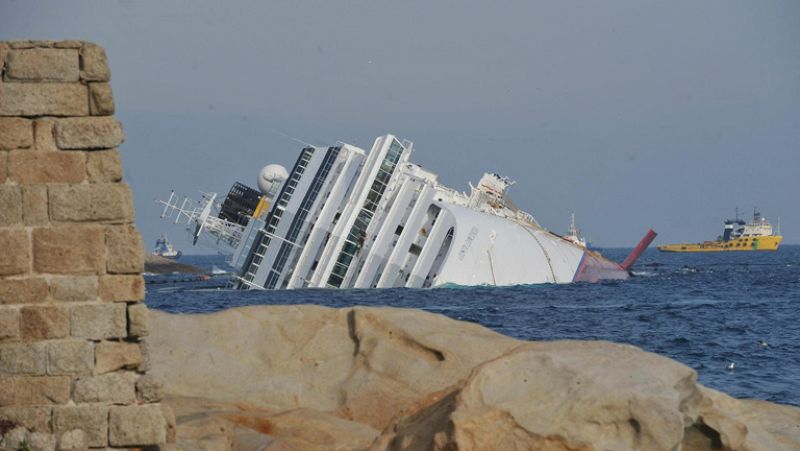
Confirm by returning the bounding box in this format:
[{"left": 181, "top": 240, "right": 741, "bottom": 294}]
[
  {"left": 564, "top": 213, "right": 587, "bottom": 248},
  {"left": 152, "top": 235, "right": 181, "bottom": 259},
  {"left": 159, "top": 134, "right": 656, "bottom": 289}
]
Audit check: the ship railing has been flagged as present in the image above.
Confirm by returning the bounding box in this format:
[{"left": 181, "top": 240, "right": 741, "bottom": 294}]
[
  {"left": 515, "top": 210, "right": 540, "bottom": 227},
  {"left": 233, "top": 275, "right": 266, "bottom": 290},
  {"left": 156, "top": 191, "right": 245, "bottom": 251},
  {"left": 433, "top": 185, "right": 468, "bottom": 205}
]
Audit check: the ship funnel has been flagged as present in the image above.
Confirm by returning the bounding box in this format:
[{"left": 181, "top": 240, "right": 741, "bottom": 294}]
[{"left": 620, "top": 229, "right": 658, "bottom": 271}]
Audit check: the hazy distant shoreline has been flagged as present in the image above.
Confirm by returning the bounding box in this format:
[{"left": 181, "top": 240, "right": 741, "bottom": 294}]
[{"left": 144, "top": 254, "right": 204, "bottom": 274}]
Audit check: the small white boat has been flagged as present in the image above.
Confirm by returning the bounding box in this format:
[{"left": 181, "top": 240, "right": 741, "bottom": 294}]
[
  {"left": 210, "top": 266, "right": 228, "bottom": 275},
  {"left": 564, "top": 213, "right": 588, "bottom": 248},
  {"left": 153, "top": 235, "right": 182, "bottom": 259}
]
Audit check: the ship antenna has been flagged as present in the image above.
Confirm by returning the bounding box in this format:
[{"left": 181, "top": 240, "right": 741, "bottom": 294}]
[{"left": 272, "top": 129, "right": 314, "bottom": 148}]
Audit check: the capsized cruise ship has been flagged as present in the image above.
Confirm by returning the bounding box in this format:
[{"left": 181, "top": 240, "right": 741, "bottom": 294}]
[{"left": 159, "top": 134, "right": 656, "bottom": 289}]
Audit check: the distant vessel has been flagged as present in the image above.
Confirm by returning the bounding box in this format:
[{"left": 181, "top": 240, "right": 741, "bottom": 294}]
[
  {"left": 153, "top": 235, "right": 182, "bottom": 259},
  {"left": 210, "top": 266, "right": 228, "bottom": 275},
  {"left": 658, "top": 210, "right": 782, "bottom": 252},
  {"left": 158, "top": 134, "right": 656, "bottom": 289},
  {"left": 564, "top": 213, "right": 587, "bottom": 248}
]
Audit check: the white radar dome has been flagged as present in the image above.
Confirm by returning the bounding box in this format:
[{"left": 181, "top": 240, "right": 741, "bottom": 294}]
[{"left": 258, "top": 164, "right": 289, "bottom": 194}]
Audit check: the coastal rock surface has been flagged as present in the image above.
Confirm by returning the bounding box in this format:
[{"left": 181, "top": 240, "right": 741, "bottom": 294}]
[{"left": 148, "top": 306, "right": 800, "bottom": 450}]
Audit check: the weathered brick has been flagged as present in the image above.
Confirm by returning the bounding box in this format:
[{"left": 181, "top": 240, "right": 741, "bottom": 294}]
[
  {"left": 162, "top": 404, "right": 177, "bottom": 443},
  {"left": 74, "top": 372, "right": 137, "bottom": 404},
  {"left": 0, "top": 228, "right": 30, "bottom": 276},
  {"left": 0, "top": 82, "right": 89, "bottom": 116},
  {"left": 86, "top": 148, "right": 123, "bottom": 182},
  {"left": 47, "top": 339, "right": 94, "bottom": 375},
  {"left": 49, "top": 183, "right": 134, "bottom": 222},
  {"left": 0, "top": 151, "right": 6, "bottom": 183},
  {"left": 0, "top": 185, "right": 23, "bottom": 226},
  {"left": 32, "top": 118, "right": 58, "bottom": 151},
  {"left": 28, "top": 431, "right": 57, "bottom": 450},
  {"left": 0, "top": 307, "right": 19, "bottom": 341},
  {"left": 55, "top": 117, "right": 124, "bottom": 149},
  {"left": 20, "top": 305, "right": 69, "bottom": 339},
  {"left": 33, "top": 225, "right": 105, "bottom": 274},
  {"left": 54, "top": 40, "right": 83, "bottom": 49},
  {"left": 106, "top": 225, "right": 144, "bottom": 274},
  {"left": 139, "top": 340, "right": 152, "bottom": 373},
  {"left": 57, "top": 429, "right": 86, "bottom": 451},
  {"left": 100, "top": 275, "right": 145, "bottom": 302},
  {"left": 89, "top": 82, "right": 115, "bottom": 115},
  {"left": 136, "top": 375, "right": 163, "bottom": 403},
  {"left": 0, "top": 406, "right": 51, "bottom": 432},
  {"left": 8, "top": 150, "right": 85, "bottom": 184},
  {"left": 0, "top": 277, "right": 49, "bottom": 304},
  {"left": 49, "top": 276, "right": 98, "bottom": 302},
  {"left": 80, "top": 43, "right": 110, "bottom": 82},
  {"left": 70, "top": 303, "right": 126, "bottom": 339},
  {"left": 127, "top": 303, "right": 149, "bottom": 338},
  {"left": 6, "top": 48, "right": 80, "bottom": 82},
  {"left": 95, "top": 341, "right": 143, "bottom": 374},
  {"left": 21, "top": 185, "right": 49, "bottom": 225},
  {"left": 0, "top": 342, "right": 47, "bottom": 375},
  {"left": 53, "top": 405, "right": 109, "bottom": 447},
  {"left": 109, "top": 405, "right": 166, "bottom": 446},
  {"left": 8, "top": 40, "right": 56, "bottom": 49},
  {"left": 2, "top": 426, "right": 28, "bottom": 448},
  {"left": 0, "top": 117, "right": 33, "bottom": 149},
  {"left": 0, "top": 376, "right": 70, "bottom": 406}
]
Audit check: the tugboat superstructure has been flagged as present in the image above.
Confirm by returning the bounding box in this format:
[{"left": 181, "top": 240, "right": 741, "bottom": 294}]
[{"left": 657, "top": 210, "right": 782, "bottom": 252}]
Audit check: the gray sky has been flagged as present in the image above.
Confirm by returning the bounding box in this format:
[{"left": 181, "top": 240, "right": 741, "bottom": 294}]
[{"left": 3, "top": 0, "right": 799, "bottom": 250}]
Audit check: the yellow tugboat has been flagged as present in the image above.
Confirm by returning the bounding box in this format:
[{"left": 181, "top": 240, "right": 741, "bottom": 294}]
[{"left": 658, "top": 210, "right": 782, "bottom": 252}]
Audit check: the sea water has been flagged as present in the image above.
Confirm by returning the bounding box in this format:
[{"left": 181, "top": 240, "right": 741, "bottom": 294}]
[{"left": 145, "top": 246, "right": 800, "bottom": 407}]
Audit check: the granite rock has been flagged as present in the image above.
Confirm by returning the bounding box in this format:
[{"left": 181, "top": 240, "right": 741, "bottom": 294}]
[{"left": 147, "top": 306, "right": 800, "bottom": 450}]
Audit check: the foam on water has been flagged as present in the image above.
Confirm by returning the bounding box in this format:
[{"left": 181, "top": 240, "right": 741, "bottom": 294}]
[{"left": 145, "top": 246, "right": 800, "bottom": 406}]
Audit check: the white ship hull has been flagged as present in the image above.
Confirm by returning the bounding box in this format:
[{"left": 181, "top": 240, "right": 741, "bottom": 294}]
[
  {"left": 433, "top": 204, "right": 584, "bottom": 286},
  {"left": 159, "top": 134, "right": 654, "bottom": 289}
]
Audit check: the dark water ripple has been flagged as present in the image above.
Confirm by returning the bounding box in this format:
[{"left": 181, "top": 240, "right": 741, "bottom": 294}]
[{"left": 145, "top": 246, "right": 800, "bottom": 407}]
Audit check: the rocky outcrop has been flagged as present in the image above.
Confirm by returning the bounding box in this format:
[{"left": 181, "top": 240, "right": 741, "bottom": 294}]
[
  {"left": 373, "top": 343, "right": 800, "bottom": 451},
  {"left": 149, "top": 306, "right": 800, "bottom": 450},
  {"left": 149, "top": 306, "right": 518, "bottom": 432}
]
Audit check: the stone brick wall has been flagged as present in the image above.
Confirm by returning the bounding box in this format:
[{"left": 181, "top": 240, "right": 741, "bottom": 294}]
[{"left": 0, "top": 40, "right": 171, "bottom": 449}]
